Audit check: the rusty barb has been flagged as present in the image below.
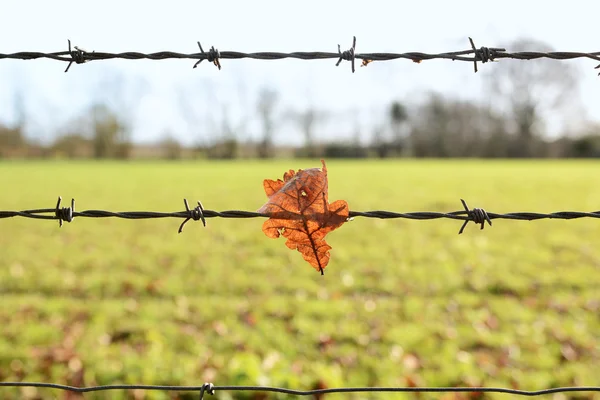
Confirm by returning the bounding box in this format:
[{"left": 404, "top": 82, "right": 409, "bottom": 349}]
[
  {"left": 1, "top": 196, "right": 599, "bottom": 234},
  {"left": 1, "top": 37, "right": 600, "bottom": 75},
  {"left": 193, "top": 41, "right": 221, "bottom": 70}
]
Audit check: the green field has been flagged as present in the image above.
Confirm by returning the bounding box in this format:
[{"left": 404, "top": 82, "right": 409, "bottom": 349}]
[{"left": 0, "top": 159, "right": 599, "bottom": 400}]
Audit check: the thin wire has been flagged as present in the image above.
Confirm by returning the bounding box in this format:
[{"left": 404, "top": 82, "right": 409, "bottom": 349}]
[
  {"left": 0, "top": 197, "right": 598, "bottom": 234},
  {"left": 1, "top": 37, "right": 599, "bottom": 74},
  {"left": 1, "top": 382, "right": 599, "bottom": 398}
]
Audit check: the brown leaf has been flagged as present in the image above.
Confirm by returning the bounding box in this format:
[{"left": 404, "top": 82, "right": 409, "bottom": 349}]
[
  {"left": 258, "top": 159, "right": 349, "bottom": 274},
  {"left": 361, "top": 59, "right": 373, "bottom": 67}
]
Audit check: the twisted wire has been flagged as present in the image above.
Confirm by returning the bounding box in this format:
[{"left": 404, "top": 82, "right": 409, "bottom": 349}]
[
  {"left": 1, "top": 197, "right": 598, "bottom": 234},
  {"left": 1, "top": 37, "right": 599, "bottom": 74},
  {"left": 0, "top": 382, "right": 599, "bottom": 398}
]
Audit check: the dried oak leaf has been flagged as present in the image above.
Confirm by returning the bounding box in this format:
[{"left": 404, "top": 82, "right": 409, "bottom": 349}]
[{"left": 258, "top": 159, "right": 349, "bottom": 275}]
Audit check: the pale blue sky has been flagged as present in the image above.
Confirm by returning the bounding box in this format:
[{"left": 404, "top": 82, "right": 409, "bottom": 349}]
[{"left": 1, "top": 0, "right": 599, "bottom": 146}]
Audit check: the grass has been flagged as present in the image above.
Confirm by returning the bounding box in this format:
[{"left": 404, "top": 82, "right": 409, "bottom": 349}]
[{"left": 0, "top": 159, "right": 599, "bottom": 400}]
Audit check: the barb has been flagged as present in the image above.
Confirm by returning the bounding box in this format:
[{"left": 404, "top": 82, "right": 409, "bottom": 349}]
[
  {"left": 54, "top": 196, "right": 74, "bottom": 227},
  {"left": 2, "top": 37, "right": 600, "bottom": 74},
  {"left": 64, "top": 39, "right": 92, "bottom": 73},
  {"left": 468, "top": 36, "right": 503, "bottom": 73},
  {"left": 193, "top": 41, "right": 221, "bottom": 70},
  {"left": 1, "top": 197, "right": 599, "bottom": 234},
  {"left": 0, "top": 382, "right": 599, "bottom": 398},
  {"left": 178, "top": 199, "right": 206, "bottom": 233},
  {"left": 458, "top": 198, "right": 492, "bottom": 234},
  {"left": 336, "top": 35, "right": 356, "bottom": 73}
]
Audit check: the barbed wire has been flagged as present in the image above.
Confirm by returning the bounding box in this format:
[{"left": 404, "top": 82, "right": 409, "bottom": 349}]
[
  {"left": 1, "top": 197, "right": 599, "bottom": 235},
  {"left": 1, "top": 37, "right": 599, "bottom": 74},
  {"left": 1, "top": 382, "right": 599, "bottom": 399}
]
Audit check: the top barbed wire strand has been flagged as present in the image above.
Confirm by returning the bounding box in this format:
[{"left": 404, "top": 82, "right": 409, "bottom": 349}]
[{"left": 1, "top": 37, "right": 599, "bottom": 74}]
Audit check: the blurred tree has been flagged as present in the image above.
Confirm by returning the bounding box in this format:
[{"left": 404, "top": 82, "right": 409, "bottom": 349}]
[
  {"left": 298, "top": 108, "right": 317, "bottom": 158},
  {"left": 566, "top": 122, "right": 600, "bottom": 157},
  {"left": 92, "top": 73, "right": 147, "bottom": 158},
  {"left": 176, "top": 78, "right": 215, "bottom": 152},
  {"left": 0, "top": 89, "right": 28, "bottom": 158},
  {"left": 51, "top": 134, "right": 91, "bottom": 159},
  {"left": 256, "top": 87, "right": 279, "bottom": 159},
  {"left": 389, "top": 101, "right": 409, "bottom": 155},
  {"left": 51, "top": 112, "right": 92, "bottom": 158},
  {"left": 177, "top": 77, "right": 248, "bottom": 159},
  {"left": 0, "top": 124, "right": 25, "bottom": 158},
  {"left": 411, "top": 94, "right": 449, "bottom": 157},
  {"left": 410, "top": 92, "right": 509, "bottom": 157},
  {"left": 205, "top": 104, "right": 239, "bottom": 159},
  {"left": 371, "top": 124, "right": 388, "bottom": 158},
  {"left": 90, "top": 103, "right": 130, "bottom": 159},
  {"left": 484, "top": 38, "right": 579, "bottom": 157},
  {"left": 158, "top": 132, "right": 183, "bottom": 160},
  {"left": 12, "top": 89, "right": 26, "bottom": 132},
  {"left": 288, "top": 107, "right": 327, "bottom": 158},
  {"left": 571, "top": 135, "right": 600, "bottom": 157},
  {"left": 323, "top": 140, "right": 368, "bottom": 158}
]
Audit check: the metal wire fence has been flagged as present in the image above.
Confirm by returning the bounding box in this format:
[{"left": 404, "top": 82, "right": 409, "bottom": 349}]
[
  {"left": 2, "top": 35, "right": 600, "bottom": 400},
  {"left": 1, "top": 197, "right": 599, "bottom": 234},
  {"left": 1, "top": 381, "right": 600, "bottom": 399},
  {"left": 2, "top": 197, "right": 598, "bottom": 395},
  {"left": 1, "top": 37, "right": 599, "bottom": 74}
]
